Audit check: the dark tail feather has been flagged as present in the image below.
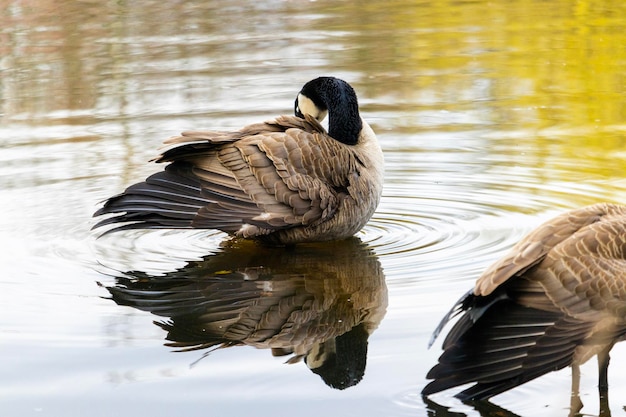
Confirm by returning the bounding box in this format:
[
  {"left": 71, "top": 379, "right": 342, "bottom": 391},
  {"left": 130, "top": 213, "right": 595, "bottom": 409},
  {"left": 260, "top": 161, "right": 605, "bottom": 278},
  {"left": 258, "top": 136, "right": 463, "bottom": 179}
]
[
  {"left": 422, "top": 298, "right": 592, "bottom": 400},
  {"left": 93, "top": 163, "right": 210, "bottom": 235},
  {"left": 428, "top": 290, "right": 472, "bottom": 348},
  {"left": 93, "top": 160, "right": 270, "bottom": 235}
]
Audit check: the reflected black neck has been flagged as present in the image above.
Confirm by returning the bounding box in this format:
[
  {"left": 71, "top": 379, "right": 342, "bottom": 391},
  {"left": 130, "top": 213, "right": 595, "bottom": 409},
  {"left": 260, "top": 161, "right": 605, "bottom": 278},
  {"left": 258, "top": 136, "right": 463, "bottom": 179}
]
[{"left": 303, "top": 77, "right": 363, "bottom": 145}]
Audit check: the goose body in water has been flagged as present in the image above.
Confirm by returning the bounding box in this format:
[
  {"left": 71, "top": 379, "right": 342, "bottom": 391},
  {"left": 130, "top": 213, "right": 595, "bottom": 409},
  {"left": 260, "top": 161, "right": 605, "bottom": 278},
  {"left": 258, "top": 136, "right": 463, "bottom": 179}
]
[
  {"left": 93, "top": 77, "right": 383, "bottom": 245},
  {"left": 423, "top": 203, "right": 626, "bottom": 406}
]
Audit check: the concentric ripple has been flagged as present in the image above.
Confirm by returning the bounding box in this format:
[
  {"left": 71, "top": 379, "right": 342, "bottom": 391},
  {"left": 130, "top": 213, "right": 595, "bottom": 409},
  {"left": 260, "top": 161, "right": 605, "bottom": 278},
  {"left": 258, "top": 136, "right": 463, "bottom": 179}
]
[
  {"left": 360, "top": 192, "right": 533, "bottom": 286},
  {"left": 357, "top": 141, "right": 626, "bottom": 288}
]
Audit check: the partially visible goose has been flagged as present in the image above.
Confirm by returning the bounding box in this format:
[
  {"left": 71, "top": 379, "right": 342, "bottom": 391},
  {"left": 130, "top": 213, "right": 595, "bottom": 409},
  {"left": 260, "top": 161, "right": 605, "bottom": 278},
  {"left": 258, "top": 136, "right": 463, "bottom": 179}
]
[
  {"left": 422, "top": 203, "right": 626, "bottom": 407},
  {"left": 93, "top": 77, "right": 383, "bottom": 245}
]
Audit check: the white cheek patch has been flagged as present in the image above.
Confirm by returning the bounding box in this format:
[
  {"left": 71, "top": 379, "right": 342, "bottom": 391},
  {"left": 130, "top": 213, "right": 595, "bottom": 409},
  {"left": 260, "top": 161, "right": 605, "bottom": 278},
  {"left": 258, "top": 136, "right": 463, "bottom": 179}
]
[{"left": 297, "top": 94, "right": 328, "bottom": 122}]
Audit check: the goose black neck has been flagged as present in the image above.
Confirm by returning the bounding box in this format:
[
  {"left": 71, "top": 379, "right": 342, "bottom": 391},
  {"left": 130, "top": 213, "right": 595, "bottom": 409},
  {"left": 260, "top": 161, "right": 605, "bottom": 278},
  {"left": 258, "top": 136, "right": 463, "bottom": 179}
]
[{"left": 302, "top": 77, "right": 362, "bottom": 145}]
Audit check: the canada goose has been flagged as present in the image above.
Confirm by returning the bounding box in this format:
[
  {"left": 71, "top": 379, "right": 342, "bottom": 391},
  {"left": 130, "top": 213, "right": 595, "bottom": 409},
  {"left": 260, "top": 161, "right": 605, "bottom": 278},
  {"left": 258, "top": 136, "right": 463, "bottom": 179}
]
[
  {"left": 422, "top": 203, "right": 626, "bottom": 407},
  {"left": 103, "top": 238, "right": 388, "bottom": 389},
  {"left": 93, "top": 77, "right": 383, "bottom": 245}
]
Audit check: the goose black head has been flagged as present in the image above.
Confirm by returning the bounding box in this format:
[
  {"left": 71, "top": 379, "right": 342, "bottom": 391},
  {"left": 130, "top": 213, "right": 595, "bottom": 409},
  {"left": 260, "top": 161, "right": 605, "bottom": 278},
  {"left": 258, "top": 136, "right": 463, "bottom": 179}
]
[
  {"left": 295, "top": 77, "right": 363, "bottom": 145},
  {"left": 304, "top": 323, "right": 369, "bottom": 390}
]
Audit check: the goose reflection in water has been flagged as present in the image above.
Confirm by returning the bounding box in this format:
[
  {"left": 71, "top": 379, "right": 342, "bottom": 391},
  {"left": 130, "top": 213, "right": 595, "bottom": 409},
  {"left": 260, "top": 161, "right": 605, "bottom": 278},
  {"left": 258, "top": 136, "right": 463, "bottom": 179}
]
[
  {"left": 423, "top": 395, "right": 523, "bottom": 417},
  {"left": 102, "top": 237, "right": 387, "bottom": 390},
  {"left": 424, "top": 394, "right": 620, "bottom": 417}
]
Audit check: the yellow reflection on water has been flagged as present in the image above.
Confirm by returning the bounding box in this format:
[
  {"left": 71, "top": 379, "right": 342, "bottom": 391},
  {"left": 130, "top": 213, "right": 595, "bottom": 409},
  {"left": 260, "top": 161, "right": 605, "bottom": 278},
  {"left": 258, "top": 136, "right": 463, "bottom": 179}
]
[
  {"left": 313, "top": 0, "right": 626, "bottom": 207},
  {"left": 326, "top": 0, "right": 626, "bottom": 127}
]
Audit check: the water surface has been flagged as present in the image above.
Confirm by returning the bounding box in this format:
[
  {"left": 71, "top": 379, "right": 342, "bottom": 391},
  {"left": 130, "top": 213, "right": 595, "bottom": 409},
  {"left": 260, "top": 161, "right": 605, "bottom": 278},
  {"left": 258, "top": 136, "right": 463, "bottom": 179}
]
[{"left": 2, "top": 1, "right": 626, "bottom": 416}]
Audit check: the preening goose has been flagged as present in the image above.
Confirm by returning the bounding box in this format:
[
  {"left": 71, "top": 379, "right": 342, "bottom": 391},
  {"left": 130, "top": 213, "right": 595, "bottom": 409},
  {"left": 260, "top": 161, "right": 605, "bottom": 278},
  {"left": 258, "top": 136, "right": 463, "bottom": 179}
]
[
  {"left": 93, "top": 77, "right": 383, "bottom": 245},
  {"left": 422, "top": 203, "right": 626, "bottom": 406}
]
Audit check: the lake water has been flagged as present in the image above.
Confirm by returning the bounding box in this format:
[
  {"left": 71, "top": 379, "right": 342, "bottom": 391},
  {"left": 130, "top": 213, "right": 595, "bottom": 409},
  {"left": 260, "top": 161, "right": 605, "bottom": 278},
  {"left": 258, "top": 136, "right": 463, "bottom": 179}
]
[{"left": 2, "top": 1, "right": 626, "bottom": 416}]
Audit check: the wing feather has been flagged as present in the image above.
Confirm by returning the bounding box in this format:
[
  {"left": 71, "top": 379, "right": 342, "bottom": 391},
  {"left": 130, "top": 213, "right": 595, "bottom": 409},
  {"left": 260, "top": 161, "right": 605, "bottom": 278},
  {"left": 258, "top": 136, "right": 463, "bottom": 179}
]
[{"left": 474, "top": 204, "right": 623, "bottom": 296}]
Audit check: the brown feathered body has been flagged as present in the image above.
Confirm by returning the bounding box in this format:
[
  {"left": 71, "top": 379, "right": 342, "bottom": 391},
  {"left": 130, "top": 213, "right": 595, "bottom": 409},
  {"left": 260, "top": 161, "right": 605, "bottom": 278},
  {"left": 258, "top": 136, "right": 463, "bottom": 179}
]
[
  {"left": 423, "top": 203, "right": 626, "bottom": 400},
  {"left": 94, "top": 114, "right": 383, "bottom": 245}
]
